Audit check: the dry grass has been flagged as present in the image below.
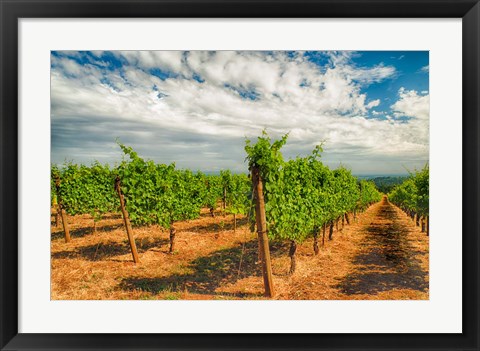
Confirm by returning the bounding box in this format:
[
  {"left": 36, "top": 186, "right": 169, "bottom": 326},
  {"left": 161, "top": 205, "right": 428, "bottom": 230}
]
[{"left": 51, "top": 200, "right": 429, "bottom": 300}]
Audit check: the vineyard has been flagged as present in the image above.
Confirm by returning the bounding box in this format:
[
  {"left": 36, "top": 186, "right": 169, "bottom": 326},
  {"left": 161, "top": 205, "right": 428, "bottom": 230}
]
[
  {"left": 51, "top": 133, "right": 429, "bottom": 300},
  {"left": 388, "top": 166, "right": 429, "bottom": 235}
]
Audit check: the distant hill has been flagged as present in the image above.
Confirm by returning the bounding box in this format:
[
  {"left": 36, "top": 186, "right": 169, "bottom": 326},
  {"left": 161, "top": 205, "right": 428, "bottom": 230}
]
[{"left": 366, "top": 176, "right": 408, "bottom": 194}]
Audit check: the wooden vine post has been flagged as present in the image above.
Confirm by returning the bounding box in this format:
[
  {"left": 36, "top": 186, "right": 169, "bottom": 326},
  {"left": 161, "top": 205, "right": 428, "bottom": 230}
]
[
  {"left": 313, "top": 226, "right": 320, "bottom": 255},
  {"left": 114, "top": 176, "right": 140, "bottom": 264},
  {"left": 169, "top": 222, "right": 176, "bottom": 254},
  {"left": 55, "top": 207, "right": 60, "bottom": 227},
  {"left": 251, "top": 166, "right": 275, "bottom": 298},
  {"left": 223, "top": 187, "right": 227, "bottom": 216},
  {"left": 54, "top": 176, "right": 71, "bottom": 243},
  {"left": 59, "top": 208, "right": 71, "bottom": 243},
  {"left": 322, "top": 223, "right": 326, "bottom": 246},
  {"left": 52, "top": 195, "right": 60, "bottom": 227},
  {"left": 288, "top": 240, "right": 297, "bottom": 274}
]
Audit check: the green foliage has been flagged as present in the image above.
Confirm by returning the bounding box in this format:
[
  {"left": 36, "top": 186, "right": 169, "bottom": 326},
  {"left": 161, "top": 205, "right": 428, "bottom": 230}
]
[
  {"left": 116, "top": 143, "right": 205, "bottom": 227},
  {"left": 413, "top": 165, "right": 429, "bottom": 217},
  {"left": 369, "top": 176, "right": 408, "bottom": 193},
  {"left": 245, "top": 129, "right": 288, "bottom": 181},
  {"left": 51, "top": 162, "right": 118, "bottom": 220},
  {"left": 265, "top": 156, "right": 320, "bottom": 242},
  {"left": 388, "top": 164, "right": 429, "bottom": 216},
  {"left": 331, "top": 167, "right": 360, "bottom": 218},
  {"left": 51, "top": 135, "right": 386, "bottom": 244},
  {"left": 245, "top": 131, "right": 382, "bottom": 244},
  {"left": 51, "top": 143, "right": 254, "bottom": 230},
  {"left": 201, "top": 174, "right": 223, "bottom": 210},
  {"left": 222, "top": 172, "right": 251, "bottom": 216},
  {"left": 358, "top": 180, "right": 383, "bottom": 211}
]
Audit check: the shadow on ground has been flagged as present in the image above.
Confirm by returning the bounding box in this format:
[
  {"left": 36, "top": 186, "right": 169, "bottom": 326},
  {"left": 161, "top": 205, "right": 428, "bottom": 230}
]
[
  {"left": 118, "top": 240, "right": 272, "bottom": 298},
  {"left": 51, "top": 223, "right": 124, "bottom": 241},
  {"left": 52, "top": 237, "right": 169, "bottom": 261},
  {"left": 337, "top": 198, "right": 428, "bottom": 295},
  {"left": 183, "top": 216, "right": 249, "bottom": 234}
]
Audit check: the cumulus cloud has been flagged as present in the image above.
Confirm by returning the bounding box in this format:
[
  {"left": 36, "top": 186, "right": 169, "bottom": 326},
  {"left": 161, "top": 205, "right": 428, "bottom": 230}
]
[
  {"left": 366, "top": 99, "right": 381, "bottom": 109},
  {"left": 50, "top": 51, "right": 428, "bottom": 175},
  {"left": 341, "top": 64, "right": 396, "bottom": 85},
  {"left": 116, "top": 51, "right": 187, "bottom": 75},
  {"left": 391, "top": 87, "right": 430, "bottom": 120}
]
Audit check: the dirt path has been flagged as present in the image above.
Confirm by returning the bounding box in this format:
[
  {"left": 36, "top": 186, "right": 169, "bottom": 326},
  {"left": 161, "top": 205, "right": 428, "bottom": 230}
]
[
  {"left": 334, "top": 197, "right": 429, "bottom": 298},
  {"left": 51, "top": 198, "right": 428, "bottom": 300}
]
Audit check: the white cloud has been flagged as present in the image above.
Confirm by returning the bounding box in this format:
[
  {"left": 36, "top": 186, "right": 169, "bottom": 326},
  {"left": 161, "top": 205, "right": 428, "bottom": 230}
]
[
  {"left": 391, "top": 87, "right": 430, "bottom": 120},
  {"left": 366, "top": 99, "right": 381, "bottom": 109},
  {"left": 421, "top": 65, "right": 429, "bottom": 73},
  {"left": 51, "top": 51, "right": 428, "bottom": 174},
  {"left": 118, "top": 51, "right": 186, "bottom": 74},
  {"left": 388, "top": 87, "right": 430, "bottom": 151},
  {"left": 341, "top": 64, "right": 396, "bottom": 85},
  {"left": 52, "top": 56, "right": 84, "bottom": 76}
]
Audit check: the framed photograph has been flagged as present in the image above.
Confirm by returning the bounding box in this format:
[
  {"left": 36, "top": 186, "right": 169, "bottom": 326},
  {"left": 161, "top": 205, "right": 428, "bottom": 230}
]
[{"left": 1, "top": 0, "right": 478, "bottom": 350}]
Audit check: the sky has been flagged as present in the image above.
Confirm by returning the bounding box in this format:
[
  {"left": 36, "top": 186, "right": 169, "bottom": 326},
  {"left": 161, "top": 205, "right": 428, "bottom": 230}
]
[{"left": 51, "top": 50, "right": 429, "bottom": 176}]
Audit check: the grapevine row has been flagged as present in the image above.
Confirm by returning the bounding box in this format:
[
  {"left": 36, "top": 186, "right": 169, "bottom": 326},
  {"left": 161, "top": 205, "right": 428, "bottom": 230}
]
[
  {"left": 245, "top": 131, "right": 382, "bottom": 273},
  {"left": 388, "top": 165, "right": 429, "bottom": 235},
  {"left": 51, "top": 144, "right": 251, "bottom": 249},
  {"left": 52, "top": 137, "right": 382, "bottom": 274}
]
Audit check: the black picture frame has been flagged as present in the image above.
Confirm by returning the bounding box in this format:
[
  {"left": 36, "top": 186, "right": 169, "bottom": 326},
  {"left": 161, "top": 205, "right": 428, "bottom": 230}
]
[{"left": 1, "top": 1, "right": 478, "bottom": 350}]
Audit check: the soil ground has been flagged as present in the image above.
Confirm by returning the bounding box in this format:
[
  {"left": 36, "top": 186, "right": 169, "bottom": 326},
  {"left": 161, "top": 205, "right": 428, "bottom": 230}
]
[{"left": 51, "top": 197, "right": 429, "bottom": 300}]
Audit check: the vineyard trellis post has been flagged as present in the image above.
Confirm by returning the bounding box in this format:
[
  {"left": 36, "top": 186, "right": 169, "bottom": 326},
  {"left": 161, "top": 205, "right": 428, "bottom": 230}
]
[
  {"left": 55, "top": 207, "right": 60, "bottom": 227},
  {"left": 288, "top": 240, "right": 297, "bottom": 274},
  {"left": 169, "top": 222, "right": 176, "bottom": 254},
  {"left": 54, "top": 176, "right": 71, "bottom": 243},
  {"left": 52, "top": 195, "right": 60, "bottom": 227},
  {"left": 313, "top": 226, "right": 320, "bottom": 255},
  {"left": 251, "top": 166, "right": 275, "bottom": 298},
  {"left": 322, "top": 223, "right": 326, "bottom": 245},
  {"left": 114, "top": 176, "right": 140, "bottom": 264},
  {"left": 59, "top": 207, "right": 71, "bottom": 243},
  {"left": 223, "top": 187, "right": 227, "bottom": 216}
]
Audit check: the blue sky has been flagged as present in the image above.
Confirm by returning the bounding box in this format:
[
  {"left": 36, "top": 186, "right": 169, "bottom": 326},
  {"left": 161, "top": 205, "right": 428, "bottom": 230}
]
[
  {"left": 51, "top": 50, "right": 429, "bottom": 175},
  {"left": 350, "top": 51, "right": 428, "bottom": 119}
]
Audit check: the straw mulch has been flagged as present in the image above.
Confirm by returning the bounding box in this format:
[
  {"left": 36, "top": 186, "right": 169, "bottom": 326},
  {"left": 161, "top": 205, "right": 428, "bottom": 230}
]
[{"left": 51, "top": 201, "right": 429, "bottom": 300}]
